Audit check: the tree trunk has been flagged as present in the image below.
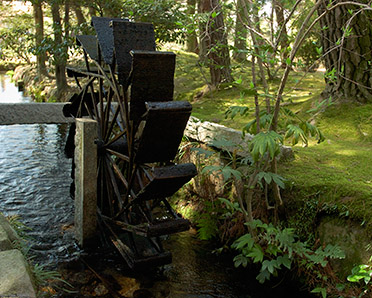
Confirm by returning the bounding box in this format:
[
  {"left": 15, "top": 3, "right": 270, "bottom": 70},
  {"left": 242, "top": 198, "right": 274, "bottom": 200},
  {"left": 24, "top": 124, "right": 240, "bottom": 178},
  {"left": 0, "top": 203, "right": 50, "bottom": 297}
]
[
  {"left": 64, "top": 1, "right": 70, "bottom": 41},
  {"left": 51, "top": 2, "right": 68, "bottom": 98},
  {"left": 186, "top": 0, "right": 199, "bottom": 54},
  {"left": 198, "top": 0, "right": 209, "bottom": 63},
  {"left": 33, "top": 0, "right": 48, "bottom": 79},
  {"left": 88, "top": 5, "right": 97, "bottom": 18},
  {"left": 233, "top": 0, "right": 247, "bottom": 62},
  {"left": 318, "top": 0, "right": 372, "bottom": 102},
  {"left": 273, "top": 0, "right": 289, "bottom": 68},
  {"left": 73, "top": 2, "right": 86, "bottom": 27},
  {"left": 199, "top": 0, "right": 233, "bottom": 86}
]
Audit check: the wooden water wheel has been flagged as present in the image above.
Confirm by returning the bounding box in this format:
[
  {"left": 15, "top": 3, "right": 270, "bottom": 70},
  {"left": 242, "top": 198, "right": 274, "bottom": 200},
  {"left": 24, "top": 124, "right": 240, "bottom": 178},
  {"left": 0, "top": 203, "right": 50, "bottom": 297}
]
[{"left": 63, "top": 17, "right": 196, "bottom": 269}]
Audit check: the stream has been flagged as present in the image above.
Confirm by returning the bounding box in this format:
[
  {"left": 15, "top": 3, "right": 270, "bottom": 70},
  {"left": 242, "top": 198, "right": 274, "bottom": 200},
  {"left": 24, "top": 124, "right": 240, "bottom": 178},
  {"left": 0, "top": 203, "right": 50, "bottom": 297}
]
[{"left": 0, "top": 73, "right": 314, "bottom": 297}]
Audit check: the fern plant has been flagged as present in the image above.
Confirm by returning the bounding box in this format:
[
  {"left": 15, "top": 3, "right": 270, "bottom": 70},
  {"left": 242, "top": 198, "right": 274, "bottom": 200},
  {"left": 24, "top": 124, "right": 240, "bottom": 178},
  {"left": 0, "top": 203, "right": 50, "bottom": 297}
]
[{"left": 232, "top": 219, "right": 345, "bottom": 284}]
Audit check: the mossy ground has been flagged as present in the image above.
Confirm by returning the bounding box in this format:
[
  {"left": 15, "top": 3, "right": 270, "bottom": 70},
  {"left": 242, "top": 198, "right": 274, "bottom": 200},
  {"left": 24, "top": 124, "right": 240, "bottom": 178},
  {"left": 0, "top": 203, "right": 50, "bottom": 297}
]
[{"left": 172, "top": 49, "right": 372, "bottom": 229}]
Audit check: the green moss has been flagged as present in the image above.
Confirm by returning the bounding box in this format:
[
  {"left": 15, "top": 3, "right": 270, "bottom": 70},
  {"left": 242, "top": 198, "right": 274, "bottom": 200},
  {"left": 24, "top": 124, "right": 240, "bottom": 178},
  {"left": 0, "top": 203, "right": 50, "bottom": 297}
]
[
  {"left": 279, "top": 102, "right": 372, "bottom": 227},
  {"left": 173, "top": 50, "right": 372, "bottom": 228}
]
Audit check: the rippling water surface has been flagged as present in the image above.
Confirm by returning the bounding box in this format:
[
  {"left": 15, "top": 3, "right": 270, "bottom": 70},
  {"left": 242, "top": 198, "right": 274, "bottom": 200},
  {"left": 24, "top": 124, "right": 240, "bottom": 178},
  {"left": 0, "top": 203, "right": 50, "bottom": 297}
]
[{"left": 0, "top": 74, "right": 76, "bottom": 266}]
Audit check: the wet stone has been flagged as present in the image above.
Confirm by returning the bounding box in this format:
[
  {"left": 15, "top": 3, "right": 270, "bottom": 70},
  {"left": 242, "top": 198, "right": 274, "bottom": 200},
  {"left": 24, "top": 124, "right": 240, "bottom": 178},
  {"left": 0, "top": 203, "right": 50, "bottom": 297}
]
[
  {"left": 0, "top": 213, "right": 20, "bottom": 244},
  {"left": 0, "top": 225, "right": 12, "bottom": 251},
  {"left": 0, "top": 249, "right": 36, "bottom": 298}
]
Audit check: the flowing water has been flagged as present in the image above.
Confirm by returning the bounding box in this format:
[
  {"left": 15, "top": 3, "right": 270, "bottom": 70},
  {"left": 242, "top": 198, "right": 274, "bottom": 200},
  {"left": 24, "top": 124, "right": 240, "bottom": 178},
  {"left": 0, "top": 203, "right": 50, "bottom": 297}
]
[
  {"left": 0, "top": 73, "right": 313, "bottom": 297},
  {"left": 0, "top": 74, "right": 76, "bottom": 267}
]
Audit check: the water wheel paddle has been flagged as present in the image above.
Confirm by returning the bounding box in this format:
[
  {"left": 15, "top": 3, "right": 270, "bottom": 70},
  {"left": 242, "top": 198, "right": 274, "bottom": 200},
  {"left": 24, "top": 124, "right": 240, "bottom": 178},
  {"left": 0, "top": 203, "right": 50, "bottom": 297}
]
[{"left": 63, "top": 17, "right": 197, "bottom": 269}]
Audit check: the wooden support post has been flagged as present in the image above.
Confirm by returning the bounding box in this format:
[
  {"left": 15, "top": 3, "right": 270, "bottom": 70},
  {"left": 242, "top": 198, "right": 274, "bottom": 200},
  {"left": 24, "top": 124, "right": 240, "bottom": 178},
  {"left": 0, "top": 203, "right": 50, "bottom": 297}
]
[{"left": 74, "top": 118, "right": 97, "bottom": 247}]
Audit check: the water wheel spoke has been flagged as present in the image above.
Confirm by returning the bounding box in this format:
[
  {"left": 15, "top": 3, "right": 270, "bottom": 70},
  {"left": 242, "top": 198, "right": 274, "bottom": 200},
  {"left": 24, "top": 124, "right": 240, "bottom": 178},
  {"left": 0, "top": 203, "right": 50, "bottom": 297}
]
[
  {"left": 106, "top": 153, "right": 129, "bottom": 189},
  {"left": 104, "top": 155, "right": 125, "bottom": 210},
  {"left": 97, "top": 157, "right": 105, "bottom": 210},
  {"left": 106, "top": 148, "right": 129, "bottom": 162},
  {"left": 88, "top": 81, "right": 101, "bottom": 124},
  {"left": 102, "top": 88, "right": 114, "bottom": 141},
  {"left": 104, "top": 103, "right": 121, "bottom": 143},
  {"left": 136, "top": 204, "right": 152, "bottom": 224},
  {"left": 101, "top": 161, "right": 115, "bottom": 216},
  {"left": 105, "top": 130, "right": 127, "bottom": 148},
  {"left": 83, "top": 101, "right": 94, "bottom": 119},
  {"left": 98, "top": 77, "right": 105, "bottom": 135}
]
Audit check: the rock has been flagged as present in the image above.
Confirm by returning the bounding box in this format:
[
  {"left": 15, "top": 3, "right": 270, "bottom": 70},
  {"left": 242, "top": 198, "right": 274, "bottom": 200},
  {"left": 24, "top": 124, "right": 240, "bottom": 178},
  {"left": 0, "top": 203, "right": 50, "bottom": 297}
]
[
  {"left": 318, "top": 216, "right": 372, "bottom": 278},
  {"left": 184, "top": 116, "right": 294, "bottom": 161},
  {"left": 0, "top": 249, "right": 36, "bottom": 298},
  {"left": 184, "top": 116, "right": 253, "bottom": 156},
  {"left": 0, "top": 213, "right": 20, "bottom": 244},
  {"left": 0, "top": 225, "right": 12, "bottom": 251}
]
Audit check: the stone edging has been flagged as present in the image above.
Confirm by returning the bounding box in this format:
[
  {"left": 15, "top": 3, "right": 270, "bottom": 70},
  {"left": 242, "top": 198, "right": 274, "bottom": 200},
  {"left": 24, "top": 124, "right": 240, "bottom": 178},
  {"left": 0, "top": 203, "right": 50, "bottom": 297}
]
[{"left": 0, "top": 213, "right": 36, "bottom": 298}]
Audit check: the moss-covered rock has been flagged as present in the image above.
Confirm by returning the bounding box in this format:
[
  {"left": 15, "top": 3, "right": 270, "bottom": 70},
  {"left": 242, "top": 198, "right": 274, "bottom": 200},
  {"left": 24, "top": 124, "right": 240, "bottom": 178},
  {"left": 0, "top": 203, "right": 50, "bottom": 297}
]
[{"left": 318, "top": 216, "right": 372, "bottom": 279}]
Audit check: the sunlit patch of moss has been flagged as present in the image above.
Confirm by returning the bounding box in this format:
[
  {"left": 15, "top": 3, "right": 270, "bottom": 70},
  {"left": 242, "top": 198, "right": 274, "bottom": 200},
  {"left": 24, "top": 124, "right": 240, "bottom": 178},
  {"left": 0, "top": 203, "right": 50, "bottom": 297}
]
[
  {"left": 279, "top": 102, "right": 372, "bottom": 227},
  {"left": 172, "top": 50, "right": 372, "bottom": 227}
]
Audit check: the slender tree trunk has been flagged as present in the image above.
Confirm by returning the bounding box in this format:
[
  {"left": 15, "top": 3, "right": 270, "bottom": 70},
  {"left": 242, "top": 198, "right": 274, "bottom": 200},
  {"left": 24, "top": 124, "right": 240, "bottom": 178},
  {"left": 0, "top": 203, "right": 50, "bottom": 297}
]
[
  {"left": 88, "top": 5, "right": 97, "bottom": 18},
  {"left": 199, "top": 0, "right": 233, "bottom": 86},
  {"left": 273, "top": 0, "right": 289, "bottom": 68},
  {"left": 186, "top": 0, "right": 199, "bottom": 54},
  {"left": 73, "top": 2, "right": 86, "bottom": 27},
  {"left": 198, "top": 0, "right": 209, "bottom": 63},
  {"left": 233, "top": 0, "right": 247, "bottom": 62},
  {"left": 33, "top": 0, "right": 48, "bottom": 79},
  {"left": 64, "top": 1, "right": 70, "bottom": 41},
  {"left": 318, "top": 0, "right": 372, "bottom": 102},
  {"left": 51, "top": 2, "right": 68, "bottom": 97}
]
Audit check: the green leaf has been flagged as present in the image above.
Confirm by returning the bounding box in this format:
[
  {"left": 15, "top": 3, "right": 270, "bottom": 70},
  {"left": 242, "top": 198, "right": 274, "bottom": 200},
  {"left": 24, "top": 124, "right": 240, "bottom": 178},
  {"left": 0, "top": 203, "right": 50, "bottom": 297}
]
[
  {"left": 247, "top": 245, "right": 264, "bottom": 263},
  {"left": 233, "top": 254, "right": 249, "bottom": 268},
  {"left": 311, "top": 287, "right": 327, "bottom": 298},
  {"left": 221, "top": 168, "right": 242, "bottom": 181},
  {"left": 233, "top": 233, "right": 255, "bottom": 250},
  {"left": 335, "top": 283, "right": 345, "bottom": 291},
  {"left": 190, "top": 147, "right": 215, "bottom": 158},
  {"left": 225, "top": 106, "right": 250, "bottom": 119},
  {"left": 218, "top": 197, "right": 241, "bottom": 212},
  {"left": 234, "top": 77, "right": 243, "bottom": 85},
  {"left": 209, "top": 138, "right": 236, "bottom": 149},
  {"left": 256, "top": 269, "right": 271, "bottom": 283},
  {"left": 262, "top": 260, "right": 277, "bottom": 274},
  {"left": 257, "top": 172, "right": 285, "bottom": 189},
  {"left": 285, "top": 124, "right": 307, "bottom": 146},
  {"left": 272, "top": 173, "right": 285, "bottom": 189},
  {"left": 277, "top": 255, "right": 292, "bottom": 269},
  {"left": 347, "top": 264, "right": 372, "bottom": 283},
  {"left": 250, "top": 131, "right": 282, "bottom": 161},
  {"left": 202, "top": 165, "right": 223, "bottom": 175}
]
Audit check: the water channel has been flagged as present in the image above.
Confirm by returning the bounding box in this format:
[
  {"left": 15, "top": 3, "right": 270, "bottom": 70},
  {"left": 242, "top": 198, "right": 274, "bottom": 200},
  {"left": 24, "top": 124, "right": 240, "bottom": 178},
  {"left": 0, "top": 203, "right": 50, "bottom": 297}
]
[{"left": 0, "top": 73, "right": 313, "bottom": 297}]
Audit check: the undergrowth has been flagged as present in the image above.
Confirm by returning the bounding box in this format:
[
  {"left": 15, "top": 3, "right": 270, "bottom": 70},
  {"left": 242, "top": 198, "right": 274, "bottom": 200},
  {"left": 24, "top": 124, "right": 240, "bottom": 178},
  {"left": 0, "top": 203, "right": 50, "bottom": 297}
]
[{"left": 172, "top": 50, "right": 372, "bottom": 297}]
